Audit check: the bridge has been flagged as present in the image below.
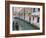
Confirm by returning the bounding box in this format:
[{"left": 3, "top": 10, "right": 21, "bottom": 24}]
[{"left": 12, "top": 17, "right": 40, "bottom": 31}]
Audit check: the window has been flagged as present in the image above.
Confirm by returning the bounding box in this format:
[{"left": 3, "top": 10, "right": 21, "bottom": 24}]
[
  {"left": 37, "top": 17, "right": 39, "bottom": 23},
  {"left": 38, "top": 8, "right": 40, "bottom": 12},
  {"left": 33, "top": 8, "right": 36, "bottom": 12},
  {"left": 33, "top": 16, "right": 34, "bottom": 20}
]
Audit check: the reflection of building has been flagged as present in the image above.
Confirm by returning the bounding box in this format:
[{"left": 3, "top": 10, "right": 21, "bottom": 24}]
[{"left": 12, "top": 7, "right": 40, "bottom": 28}]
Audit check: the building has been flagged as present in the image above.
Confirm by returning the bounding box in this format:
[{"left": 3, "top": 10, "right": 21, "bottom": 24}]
[{"left": 31, "top": 8, "right": 40, "bottom": 28}]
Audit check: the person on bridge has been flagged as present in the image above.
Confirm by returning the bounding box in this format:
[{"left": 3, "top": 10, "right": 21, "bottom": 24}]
[{"left": 12, "top": 21, "right": 15, "bottom": 31}]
